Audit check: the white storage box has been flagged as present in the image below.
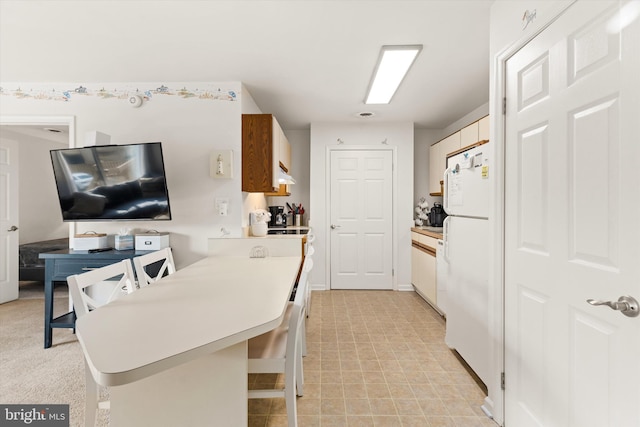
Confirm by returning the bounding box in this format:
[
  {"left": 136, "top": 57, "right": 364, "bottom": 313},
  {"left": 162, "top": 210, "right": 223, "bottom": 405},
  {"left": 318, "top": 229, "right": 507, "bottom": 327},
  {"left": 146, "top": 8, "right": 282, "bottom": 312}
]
[
  {"left": 74, "top": 234, "right": 109, "bottom": 250},
  {"left": 135, "top": 232, "right": 170, "bottom": 251}
]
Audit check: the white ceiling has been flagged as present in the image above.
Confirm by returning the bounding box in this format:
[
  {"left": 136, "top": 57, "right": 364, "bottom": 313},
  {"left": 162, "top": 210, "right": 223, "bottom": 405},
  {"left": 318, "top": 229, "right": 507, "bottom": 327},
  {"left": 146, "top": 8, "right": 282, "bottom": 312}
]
[{"left": 0, "top": 0, "right": 492, "bottom": 130}]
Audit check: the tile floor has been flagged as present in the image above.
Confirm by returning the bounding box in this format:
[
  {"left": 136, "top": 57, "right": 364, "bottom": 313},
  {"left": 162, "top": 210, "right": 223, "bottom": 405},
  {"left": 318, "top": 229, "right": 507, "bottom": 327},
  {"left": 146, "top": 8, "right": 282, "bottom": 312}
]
[{"left": 248, "top": 290, "right": 497, "bottom": 427}]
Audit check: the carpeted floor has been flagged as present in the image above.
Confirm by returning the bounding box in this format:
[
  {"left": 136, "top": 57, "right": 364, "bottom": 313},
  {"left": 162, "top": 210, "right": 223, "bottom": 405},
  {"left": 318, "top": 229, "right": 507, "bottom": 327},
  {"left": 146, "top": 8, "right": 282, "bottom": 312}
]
[{"left": 0, "top": 282, "right": 107, "bottom": 427}]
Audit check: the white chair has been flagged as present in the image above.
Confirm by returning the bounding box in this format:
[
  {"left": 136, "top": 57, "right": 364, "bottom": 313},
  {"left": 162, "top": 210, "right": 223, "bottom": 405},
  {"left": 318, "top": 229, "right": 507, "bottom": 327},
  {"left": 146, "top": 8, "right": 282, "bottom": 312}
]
[
  {"left": 248, "top": 257, "right": 311, "bottom": 427},
  {"left": 299, "top": 257, "right": 313, "bottom": 358},
  {"left": 133, "top": 247, "right": 176, "bottom": 288},
  {"left": 67, "top": 259, "right": 136, "bottom": 317},
  {"left": 67, "top": 259, "right": 137, "bottom": 427},
  {"left": 303, "top": 246, "right": 314, "bottom": 319}
]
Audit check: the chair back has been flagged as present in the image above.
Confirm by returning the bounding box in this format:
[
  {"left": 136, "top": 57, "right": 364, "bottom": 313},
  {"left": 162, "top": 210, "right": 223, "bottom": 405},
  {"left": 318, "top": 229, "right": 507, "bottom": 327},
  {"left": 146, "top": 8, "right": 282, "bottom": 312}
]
[
  {"left": 67, "top": 259, "right": 136, "bottom": 318},
  {"left": 133, "top": 248, "right": 176, "bottom": 288}
]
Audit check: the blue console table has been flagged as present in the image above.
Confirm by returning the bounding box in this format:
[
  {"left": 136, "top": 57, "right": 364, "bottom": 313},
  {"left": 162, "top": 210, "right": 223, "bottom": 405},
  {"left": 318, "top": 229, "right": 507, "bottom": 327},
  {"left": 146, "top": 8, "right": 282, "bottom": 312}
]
[{"left": 39, "top": 249, "right": 155, "bottom": 349}]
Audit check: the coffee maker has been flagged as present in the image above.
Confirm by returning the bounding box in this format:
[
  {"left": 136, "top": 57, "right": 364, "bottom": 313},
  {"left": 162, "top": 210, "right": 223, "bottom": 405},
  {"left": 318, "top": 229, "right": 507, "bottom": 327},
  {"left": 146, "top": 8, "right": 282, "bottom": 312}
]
[{"left": 268, "top": 206, "right": 286, "bottom": 228}]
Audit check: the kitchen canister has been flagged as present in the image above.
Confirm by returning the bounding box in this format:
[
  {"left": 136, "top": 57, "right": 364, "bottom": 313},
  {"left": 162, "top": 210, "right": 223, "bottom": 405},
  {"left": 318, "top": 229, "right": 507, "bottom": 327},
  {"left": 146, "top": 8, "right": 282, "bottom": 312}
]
[{"left": 251, "top": 222, "right": 268, "bottom": 237}]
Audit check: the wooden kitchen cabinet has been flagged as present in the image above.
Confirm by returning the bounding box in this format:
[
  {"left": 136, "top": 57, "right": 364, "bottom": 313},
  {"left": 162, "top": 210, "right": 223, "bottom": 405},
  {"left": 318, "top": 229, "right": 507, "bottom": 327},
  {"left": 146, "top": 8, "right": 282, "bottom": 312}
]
[
  {"left": 242, "top": 114, "right": 291, "bottom": 193},
  {"left": 411, "top": 232, "right": 438, "bottom": 309}
]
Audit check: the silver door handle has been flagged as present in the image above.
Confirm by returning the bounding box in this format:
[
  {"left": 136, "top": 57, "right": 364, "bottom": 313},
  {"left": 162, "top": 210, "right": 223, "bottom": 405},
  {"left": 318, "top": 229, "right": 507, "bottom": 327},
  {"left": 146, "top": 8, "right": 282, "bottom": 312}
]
[
  {"left": 587, "top": 296, "right": 639, "bottom": 318},
  {"left": 7, "top": 225, "right": 18, "bottom": 232},
  {"left": 330, "top": 224, "right": 341, "bottom": 230}
]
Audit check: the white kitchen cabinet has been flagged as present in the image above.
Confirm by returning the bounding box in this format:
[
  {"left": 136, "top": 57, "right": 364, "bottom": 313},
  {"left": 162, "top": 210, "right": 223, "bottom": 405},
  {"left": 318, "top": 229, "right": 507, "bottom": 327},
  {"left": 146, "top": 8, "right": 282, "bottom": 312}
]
[
  {"left": 460, "top": 121, "right": 479, "bottom": 148},
  {"left": 278, "top": 125, "right": 291, "bottom": 172},
  {"left": 478, "top": 115, "right": 489, "bottom": 141},
  {"left": 428, "top": 143, "right": 442, "bottom": 195},
  {"left": 429, "top": 132, "right": 460, "bottom": 195},
  {"left": 411, "top": 232, "right": 438, "bottom": 309}
]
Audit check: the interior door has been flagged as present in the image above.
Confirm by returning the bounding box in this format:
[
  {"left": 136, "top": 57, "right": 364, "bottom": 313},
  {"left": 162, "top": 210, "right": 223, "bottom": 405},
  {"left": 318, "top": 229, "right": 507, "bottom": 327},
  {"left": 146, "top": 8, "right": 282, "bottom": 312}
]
[
  {"left": 329, "top": 149, "right": 393, "bottom": 289},
  {"left": 0, "top": 136, "right": 19, "bottom": 303},
  {"left": 504, "top": 1, "right": 640, "bottom": 426}
]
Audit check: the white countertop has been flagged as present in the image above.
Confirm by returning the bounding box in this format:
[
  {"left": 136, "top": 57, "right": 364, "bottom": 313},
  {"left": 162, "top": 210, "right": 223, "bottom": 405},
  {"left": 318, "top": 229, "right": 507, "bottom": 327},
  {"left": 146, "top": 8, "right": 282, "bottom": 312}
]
[{"left": 76, "top": 255, "right": 302, "bottom": 386}]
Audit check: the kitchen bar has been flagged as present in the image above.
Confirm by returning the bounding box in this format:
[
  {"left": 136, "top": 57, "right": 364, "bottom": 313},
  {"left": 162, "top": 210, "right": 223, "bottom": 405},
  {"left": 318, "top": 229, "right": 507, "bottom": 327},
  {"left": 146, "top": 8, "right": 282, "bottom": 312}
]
[{"left": 75, "top": 253, "right": 302, "bottom": 426}]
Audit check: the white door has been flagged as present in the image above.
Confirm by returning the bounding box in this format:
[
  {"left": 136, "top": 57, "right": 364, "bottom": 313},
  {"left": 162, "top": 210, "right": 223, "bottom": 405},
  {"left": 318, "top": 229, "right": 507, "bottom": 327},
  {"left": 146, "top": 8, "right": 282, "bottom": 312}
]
[
  {"left": 329, "top": 149, "right": 393, "bottom": 289},
  {"left": 0, "top": 137, "right": 19, "bottom": 303},
  {"left": 504, "top": 1, "right": 640, "bottom": 426}
]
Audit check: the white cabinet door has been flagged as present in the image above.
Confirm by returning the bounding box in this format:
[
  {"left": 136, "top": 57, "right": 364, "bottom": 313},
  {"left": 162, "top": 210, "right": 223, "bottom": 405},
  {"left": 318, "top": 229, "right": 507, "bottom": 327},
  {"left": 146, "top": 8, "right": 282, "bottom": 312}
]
[
  {"left": 428, "top": 143, "right": 442, "bottom": 195},
  {"left": 420, "top": 249, "right": 437, "bottom": 305},
  {"left": 478, "top": 115, "right": 490, "bottom": 141},
  {"left": 460, "top": 121, "right": 479, "bottom": 148}
]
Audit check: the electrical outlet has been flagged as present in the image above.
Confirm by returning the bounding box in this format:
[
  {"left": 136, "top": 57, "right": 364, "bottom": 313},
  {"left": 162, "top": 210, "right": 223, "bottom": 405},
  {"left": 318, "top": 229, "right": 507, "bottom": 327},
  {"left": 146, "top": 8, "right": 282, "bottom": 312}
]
[{"left": 215, "top": 198, "right": 229, "bottom": 216}]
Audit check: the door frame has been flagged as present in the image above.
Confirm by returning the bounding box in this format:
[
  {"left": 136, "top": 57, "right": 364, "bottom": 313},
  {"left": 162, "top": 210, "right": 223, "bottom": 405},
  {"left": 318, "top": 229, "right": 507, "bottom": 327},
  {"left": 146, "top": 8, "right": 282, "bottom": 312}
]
[
  {"left": 0, "top": 115, "right": 76, "bottom": 242},
  {"left": 325, "top": 145, "right": 397, "bottom": 290},
  {"left": 491, "top": 2, "right": 577, "bottom": 425}
]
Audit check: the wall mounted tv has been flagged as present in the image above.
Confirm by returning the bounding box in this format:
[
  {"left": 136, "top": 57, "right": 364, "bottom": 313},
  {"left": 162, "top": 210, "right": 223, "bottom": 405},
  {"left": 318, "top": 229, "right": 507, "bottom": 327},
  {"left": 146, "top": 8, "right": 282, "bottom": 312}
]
[{"left": 50, "top": 142, "right": 172, "bottom": 221}]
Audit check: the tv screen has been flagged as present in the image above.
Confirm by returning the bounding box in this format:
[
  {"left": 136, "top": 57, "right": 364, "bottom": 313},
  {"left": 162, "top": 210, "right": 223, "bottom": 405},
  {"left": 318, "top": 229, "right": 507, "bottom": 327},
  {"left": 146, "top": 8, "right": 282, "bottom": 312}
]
[{"left": 50, "top": 142, "right": 172, "bottom": 221}]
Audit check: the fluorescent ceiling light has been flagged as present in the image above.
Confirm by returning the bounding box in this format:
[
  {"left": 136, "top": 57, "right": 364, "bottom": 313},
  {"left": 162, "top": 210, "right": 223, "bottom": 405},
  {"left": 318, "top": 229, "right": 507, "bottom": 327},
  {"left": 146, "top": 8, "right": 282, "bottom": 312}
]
[{"left": 365, "top": 45, "right": 422, "bottom": 105}]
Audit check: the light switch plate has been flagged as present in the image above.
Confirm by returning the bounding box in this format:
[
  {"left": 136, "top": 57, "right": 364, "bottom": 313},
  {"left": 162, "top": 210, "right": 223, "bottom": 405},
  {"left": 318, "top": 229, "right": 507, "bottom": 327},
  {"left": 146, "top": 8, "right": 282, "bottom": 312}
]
[{"left": 210, "top": 150, "right": 233, "bottom": 179}]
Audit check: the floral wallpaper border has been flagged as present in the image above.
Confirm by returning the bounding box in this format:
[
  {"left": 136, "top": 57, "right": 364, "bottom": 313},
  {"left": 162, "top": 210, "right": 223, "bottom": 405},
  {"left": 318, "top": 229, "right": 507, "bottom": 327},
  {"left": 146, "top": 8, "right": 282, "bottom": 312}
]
[{"left": 0, "top": 84, "right": 238, "bottom": 102}]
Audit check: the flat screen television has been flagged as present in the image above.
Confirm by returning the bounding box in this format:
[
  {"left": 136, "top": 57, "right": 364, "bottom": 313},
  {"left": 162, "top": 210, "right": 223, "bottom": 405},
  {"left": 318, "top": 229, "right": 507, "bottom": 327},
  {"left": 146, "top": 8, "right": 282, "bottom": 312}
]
[{"left": 50, "top": 142, "right": 172, "bottom": 221}]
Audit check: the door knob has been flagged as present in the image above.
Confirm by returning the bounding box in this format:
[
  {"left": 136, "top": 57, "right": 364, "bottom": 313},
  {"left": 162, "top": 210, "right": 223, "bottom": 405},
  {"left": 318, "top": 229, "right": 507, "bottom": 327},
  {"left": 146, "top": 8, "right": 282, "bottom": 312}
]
[
  {"left": 330, "top": 224, "right": 341, "bottom": 230},
  {"left": 587, "top": 295, "right": 639, "bottom": 318},
  {"left": 7, "top": 225, "right": 18, "bottom": 232}
]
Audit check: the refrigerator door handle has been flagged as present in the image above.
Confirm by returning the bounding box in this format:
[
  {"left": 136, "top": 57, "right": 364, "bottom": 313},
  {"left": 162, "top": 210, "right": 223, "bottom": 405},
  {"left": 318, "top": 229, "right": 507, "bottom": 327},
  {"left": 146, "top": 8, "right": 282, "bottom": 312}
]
[
  {"left": 443, "top": 166, "right": 453, "bottom": 212},
  {"left": 443, "top": 216, "right": 451, "bottom": 262}
]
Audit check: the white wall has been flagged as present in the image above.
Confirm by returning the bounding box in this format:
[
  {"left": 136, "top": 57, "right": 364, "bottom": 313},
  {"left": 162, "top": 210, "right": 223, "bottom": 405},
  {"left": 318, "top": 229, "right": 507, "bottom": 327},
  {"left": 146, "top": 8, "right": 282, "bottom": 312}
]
[
  {"left": 309, "top": 122, "right": 414, "bottom": 290},
  {"left": 0, "top": 82, "right": 246, "bottom": 268}
]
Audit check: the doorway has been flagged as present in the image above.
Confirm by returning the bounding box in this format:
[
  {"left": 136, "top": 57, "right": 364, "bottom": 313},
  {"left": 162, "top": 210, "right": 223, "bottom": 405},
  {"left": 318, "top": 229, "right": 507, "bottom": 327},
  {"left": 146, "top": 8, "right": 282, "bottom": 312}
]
[{"left": 0, "top": 116, "right": 74, "bottom": 303}]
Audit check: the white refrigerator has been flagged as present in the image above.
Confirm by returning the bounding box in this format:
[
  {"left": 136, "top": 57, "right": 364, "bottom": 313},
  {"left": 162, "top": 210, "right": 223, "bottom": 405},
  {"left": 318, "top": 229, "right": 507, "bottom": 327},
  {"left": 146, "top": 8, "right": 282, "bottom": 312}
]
[{"left": 442, "top": 143, "right": 491, "bottom": 386}]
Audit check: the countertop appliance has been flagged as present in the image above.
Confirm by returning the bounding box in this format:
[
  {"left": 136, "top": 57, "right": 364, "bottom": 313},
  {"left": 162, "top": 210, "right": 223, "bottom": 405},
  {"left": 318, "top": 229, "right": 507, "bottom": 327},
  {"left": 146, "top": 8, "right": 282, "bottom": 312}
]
[
  {"left": 268, "top": 206, "right": 286, "bottom": 228},
  {"left": 442, "top": 143, "right": 491, "bottom": 386},
  {"left": 429, "top": 203, "right": 447, "bottom": 227}
]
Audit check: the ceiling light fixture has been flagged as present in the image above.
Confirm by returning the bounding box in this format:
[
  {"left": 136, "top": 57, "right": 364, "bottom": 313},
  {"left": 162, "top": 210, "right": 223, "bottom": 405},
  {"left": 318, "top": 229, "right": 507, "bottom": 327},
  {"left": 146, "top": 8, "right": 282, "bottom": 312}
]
[{"left": 364, "top": 45, "right": 422, "bottom": 105}]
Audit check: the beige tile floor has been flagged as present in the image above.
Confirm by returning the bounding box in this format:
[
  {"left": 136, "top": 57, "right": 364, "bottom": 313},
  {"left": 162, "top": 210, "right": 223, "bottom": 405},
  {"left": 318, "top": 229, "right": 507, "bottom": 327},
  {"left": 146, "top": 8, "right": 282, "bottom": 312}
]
[{"left": 248, "top": 290, "right": 497, "bottom": 427}]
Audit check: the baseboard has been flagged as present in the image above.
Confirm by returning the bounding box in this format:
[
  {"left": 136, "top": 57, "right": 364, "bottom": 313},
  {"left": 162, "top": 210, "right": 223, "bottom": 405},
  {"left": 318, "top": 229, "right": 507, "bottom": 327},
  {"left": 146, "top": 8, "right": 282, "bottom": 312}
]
[{"left": 308, "top": 283, "right": 416, "bottom": 292}]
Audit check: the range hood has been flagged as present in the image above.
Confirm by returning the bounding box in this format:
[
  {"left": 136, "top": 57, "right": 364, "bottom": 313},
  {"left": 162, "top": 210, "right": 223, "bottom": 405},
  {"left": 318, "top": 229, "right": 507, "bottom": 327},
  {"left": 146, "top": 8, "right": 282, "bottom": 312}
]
[{"left": 279, "top": 168, "right": 296, "bottom": 185}]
